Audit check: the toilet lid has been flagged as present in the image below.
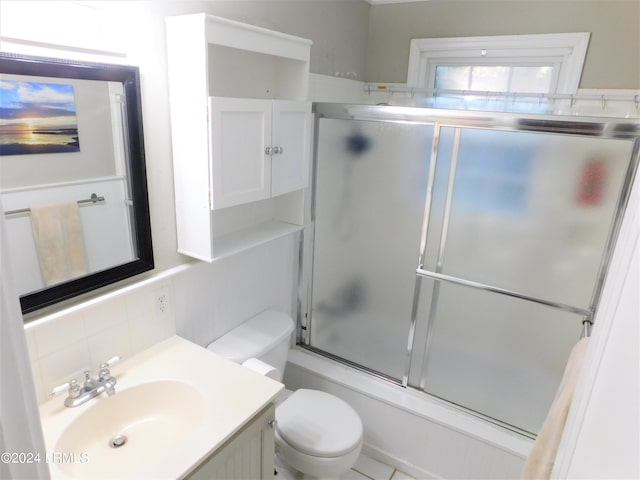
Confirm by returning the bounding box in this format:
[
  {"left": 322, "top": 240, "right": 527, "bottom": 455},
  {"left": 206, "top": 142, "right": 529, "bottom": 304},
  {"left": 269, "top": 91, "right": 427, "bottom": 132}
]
[{"left": 276, "top": 389, "right": 363, "bottom": 458}]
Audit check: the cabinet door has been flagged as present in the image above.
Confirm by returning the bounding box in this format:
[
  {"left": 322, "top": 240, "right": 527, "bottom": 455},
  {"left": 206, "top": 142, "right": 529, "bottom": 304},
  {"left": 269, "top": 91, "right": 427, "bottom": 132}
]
[
  {"left": 186, "top": 405, "right": 276, "bottom": 479},
  {"left": 271, "top": 100, "right": 311, "bottom": 197},
  {"left": 209, "top": 97, "right": 272, "bottom": 209}
]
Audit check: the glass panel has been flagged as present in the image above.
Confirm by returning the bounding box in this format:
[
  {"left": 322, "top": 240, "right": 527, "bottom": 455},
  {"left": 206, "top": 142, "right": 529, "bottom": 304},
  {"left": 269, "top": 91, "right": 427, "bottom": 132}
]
[
  {"left": 437, "top": 127, "right": 633, "bottom": 308},
  {"left": 510, "top": 66, "right": 553, "bottom": 93},
  {"left": 470, "top": 66, "right": 509, "bottom": 92},
  {"left": 419, "top": 280, "right": 584, "bottom": 434},
  {"left": 435, "top": 66, "right": 470, "bottom": 90},
  {"left": 310, "top": 118, "right": 434, "bottom": 380}
]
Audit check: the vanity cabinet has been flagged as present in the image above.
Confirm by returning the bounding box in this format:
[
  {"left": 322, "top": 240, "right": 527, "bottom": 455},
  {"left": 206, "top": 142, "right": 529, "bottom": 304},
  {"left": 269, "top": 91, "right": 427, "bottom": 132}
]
[
  {"left": 166, "top": 13, "right": 312, "bottom": 262},
  {"left": 186, "top": 405, "right": 276, "bottom": 480}
]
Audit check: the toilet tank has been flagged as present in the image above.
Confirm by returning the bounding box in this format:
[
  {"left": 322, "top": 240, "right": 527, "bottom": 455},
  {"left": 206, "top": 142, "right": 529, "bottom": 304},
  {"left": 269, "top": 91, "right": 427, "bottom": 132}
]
[{"left": 207, "top": 310, "right": 294, "bottom": 381}]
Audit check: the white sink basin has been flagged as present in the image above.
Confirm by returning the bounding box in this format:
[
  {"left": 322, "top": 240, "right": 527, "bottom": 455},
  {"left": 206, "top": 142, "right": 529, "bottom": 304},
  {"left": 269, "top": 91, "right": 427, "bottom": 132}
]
[
  {"left": 55, "top": 381, "right": 203, "bottom": 479},
  {"left": 39, "top": 336, "right": 284, "bottom": 479}
]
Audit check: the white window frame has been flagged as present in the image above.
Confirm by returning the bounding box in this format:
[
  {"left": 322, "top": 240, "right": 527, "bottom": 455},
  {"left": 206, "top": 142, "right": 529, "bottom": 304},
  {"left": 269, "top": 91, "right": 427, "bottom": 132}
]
[{"left": 407, "top": 33, "right": 590, "bottom": 94}]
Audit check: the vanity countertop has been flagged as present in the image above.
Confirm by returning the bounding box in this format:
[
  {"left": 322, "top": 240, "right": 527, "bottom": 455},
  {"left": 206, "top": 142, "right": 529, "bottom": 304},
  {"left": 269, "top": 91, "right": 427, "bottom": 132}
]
[{"left": 39, "top": 335, "right": 284, "bottom": 479}]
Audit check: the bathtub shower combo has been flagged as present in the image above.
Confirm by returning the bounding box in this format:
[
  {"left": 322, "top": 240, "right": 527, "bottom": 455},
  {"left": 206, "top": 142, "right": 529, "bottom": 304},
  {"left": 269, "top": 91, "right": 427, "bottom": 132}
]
[{"left": 300, "top": 104, "right": 638, "bottom": 437}]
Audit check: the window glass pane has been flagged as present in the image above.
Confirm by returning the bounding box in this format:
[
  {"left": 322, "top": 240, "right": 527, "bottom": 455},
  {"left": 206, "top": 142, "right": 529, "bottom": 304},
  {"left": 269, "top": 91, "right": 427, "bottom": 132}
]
[
  {"left": 510, "top": 66, "right": 553, "bottom": 93},
  {"left": 470, "top": 66, "right": 509, "bottom": 92},
  {"left": 434, "top": 65, "right": 555, "bottom": 95},
  {"left": 435, "top": 65, "right": 470, "bottom": 90}
]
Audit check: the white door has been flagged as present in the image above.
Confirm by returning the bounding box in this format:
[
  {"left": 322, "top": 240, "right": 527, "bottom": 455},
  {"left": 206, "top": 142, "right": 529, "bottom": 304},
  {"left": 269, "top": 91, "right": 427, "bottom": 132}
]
[
  {"left": 208, "top": 97, "right": 272, "bottom": 209},
  {"left": 271, "top": 100, "right": 311, "bottom": 197}
]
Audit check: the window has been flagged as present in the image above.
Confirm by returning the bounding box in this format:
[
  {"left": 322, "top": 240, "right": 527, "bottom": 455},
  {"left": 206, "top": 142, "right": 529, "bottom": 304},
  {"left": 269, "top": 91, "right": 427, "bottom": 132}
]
[
  {"left": 434, "top": 65, "right": 553, "bottom": 94},
  {"left": 407, "top": 33, "right": 590, "bottom": 95}
]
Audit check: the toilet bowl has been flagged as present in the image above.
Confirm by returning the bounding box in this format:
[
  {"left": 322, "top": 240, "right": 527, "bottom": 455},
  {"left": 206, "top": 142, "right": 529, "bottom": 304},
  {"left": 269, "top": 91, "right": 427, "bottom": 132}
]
[
  {"left": 275, "top": 388, "right": 362, "bottom": 478},
  {"left": 207, "top": 310, "right": 363, "bottom": 478}
]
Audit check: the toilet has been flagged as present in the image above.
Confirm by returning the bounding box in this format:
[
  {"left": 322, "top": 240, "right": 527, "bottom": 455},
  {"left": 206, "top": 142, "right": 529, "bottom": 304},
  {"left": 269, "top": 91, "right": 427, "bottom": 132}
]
[{"left": 207, "top": 310, "right": 363, "bottom": 478}]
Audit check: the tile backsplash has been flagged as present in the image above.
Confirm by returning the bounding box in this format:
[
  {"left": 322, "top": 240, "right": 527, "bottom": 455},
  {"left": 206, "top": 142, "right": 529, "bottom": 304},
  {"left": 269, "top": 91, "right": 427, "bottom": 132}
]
[
  {"left": 25, "top": 278, "right": 176, "bottom": 404},
  {"left": 24, "top": 234, "right": 297, "bottom": 405}
]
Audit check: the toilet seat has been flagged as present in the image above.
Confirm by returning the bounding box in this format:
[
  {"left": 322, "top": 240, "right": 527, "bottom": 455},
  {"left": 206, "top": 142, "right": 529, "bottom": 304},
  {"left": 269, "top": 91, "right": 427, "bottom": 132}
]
[{"left": 275, "top": 389, "right": 363, "bottom": 458}]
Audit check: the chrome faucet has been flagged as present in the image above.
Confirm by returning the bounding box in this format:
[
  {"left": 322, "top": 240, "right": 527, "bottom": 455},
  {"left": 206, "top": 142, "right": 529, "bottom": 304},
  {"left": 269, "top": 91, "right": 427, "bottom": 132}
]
[{"left": 51, "top": 356, "right": 120, "bottom": 407}]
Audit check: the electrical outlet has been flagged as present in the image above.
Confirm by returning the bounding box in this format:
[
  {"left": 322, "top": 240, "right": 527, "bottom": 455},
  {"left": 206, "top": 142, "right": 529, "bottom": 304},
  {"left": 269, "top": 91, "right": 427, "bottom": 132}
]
[
  {"left": 153, "top": 286, "right": 171, "bottom": 319},
  {"left": 157, "top": 293, "right": 167, "bottom": 313}
]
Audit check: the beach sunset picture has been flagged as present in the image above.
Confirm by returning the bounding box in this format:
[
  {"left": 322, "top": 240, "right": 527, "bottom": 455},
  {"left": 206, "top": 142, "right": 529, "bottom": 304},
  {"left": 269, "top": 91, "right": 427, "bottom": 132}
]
[{"left": 0, "top": 79, "right": 80, "bottom": 155}]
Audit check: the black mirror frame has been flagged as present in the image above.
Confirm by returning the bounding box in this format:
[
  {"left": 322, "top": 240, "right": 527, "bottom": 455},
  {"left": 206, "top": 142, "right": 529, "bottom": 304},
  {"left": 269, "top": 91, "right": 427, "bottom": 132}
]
[{"left": 0, "top": 52, "right": 154, "bottom": 315}]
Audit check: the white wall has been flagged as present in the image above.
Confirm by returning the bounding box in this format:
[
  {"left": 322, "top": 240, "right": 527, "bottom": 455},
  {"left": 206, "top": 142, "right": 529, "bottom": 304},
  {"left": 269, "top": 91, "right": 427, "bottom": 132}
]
[{"left": 173, "top": 235, "right": 297, "bottom": 348}]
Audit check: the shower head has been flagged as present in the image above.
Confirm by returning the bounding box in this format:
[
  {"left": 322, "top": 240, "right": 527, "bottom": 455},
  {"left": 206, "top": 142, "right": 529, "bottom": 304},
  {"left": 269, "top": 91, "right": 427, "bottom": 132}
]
[{"left": 345, "top": 131, "right": 371, "bottom": 156}]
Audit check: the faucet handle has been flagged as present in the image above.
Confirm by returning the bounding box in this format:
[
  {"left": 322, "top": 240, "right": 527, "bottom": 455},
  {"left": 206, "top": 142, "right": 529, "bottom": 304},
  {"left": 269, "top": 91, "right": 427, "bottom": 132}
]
[
  {"left": 50, "top": 382, "right": 70, "bottom": 397},
  {"left": 68, "top": 379, "right": 82, "bottom": 398},
  {"left": 98, "top": 355, "right": 121, "bottom": 380},
  {"left": 50, "top": 379, "right": 81, "bottom": 398},
  {"left": 101, "top": 355, "right": 121, "bottom": 368}
]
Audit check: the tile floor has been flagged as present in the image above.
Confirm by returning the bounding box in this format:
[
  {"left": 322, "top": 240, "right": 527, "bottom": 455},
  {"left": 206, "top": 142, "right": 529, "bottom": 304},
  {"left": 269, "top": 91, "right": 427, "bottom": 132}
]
[
  {"left": 345, "top": 453, "right": 416, "bottom": 480},
  {"left": 276, "top": 452, "right": 416, "bottom": 480}
]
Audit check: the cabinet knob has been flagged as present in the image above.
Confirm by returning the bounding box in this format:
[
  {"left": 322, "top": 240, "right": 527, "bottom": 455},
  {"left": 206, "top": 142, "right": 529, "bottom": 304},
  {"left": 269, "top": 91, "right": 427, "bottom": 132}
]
[
  {"left": 265, "top": 146, "right": 273, "bottom": 155},
  {"left": 272, "top": 146, "right": 283, "bottom": 155}
]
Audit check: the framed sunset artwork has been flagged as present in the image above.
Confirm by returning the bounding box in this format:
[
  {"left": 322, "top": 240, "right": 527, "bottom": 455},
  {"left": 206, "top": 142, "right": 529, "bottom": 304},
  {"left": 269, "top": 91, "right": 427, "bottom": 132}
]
[{"left": 0, "top": 79, "right": 80, "bottom": 155}]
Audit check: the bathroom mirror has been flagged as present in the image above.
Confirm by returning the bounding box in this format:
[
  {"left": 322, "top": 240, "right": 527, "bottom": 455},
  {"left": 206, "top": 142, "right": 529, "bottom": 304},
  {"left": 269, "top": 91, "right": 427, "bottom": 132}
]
[{"left": 0, "top": 52, "right": 153, "bottom": 314}]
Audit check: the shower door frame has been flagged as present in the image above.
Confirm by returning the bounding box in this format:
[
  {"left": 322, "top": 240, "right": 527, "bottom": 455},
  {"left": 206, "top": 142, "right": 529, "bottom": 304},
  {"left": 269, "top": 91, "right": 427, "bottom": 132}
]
[{"left": 299, "top": 103, "right": 639, "bottom": 429}]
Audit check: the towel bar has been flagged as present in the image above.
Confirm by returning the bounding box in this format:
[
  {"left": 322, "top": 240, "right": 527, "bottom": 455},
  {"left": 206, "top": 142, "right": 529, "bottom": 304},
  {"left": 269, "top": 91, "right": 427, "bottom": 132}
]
[{"left": 3, "top": 193, "right": 105, "bottom": 217}]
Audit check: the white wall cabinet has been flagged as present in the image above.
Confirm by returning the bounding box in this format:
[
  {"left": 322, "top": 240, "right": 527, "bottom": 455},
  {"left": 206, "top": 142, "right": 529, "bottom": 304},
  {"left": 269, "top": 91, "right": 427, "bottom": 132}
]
[
  {"left": 271, "top": 101, "right": 312, "bottom": 197},
  {"left": 186, "top": 405, "right": 276, "bottom": 480},
  {"left": 166, "top": 13, "right": 312, "bottom": 261},
  {"left": 209, "top": 97, "right": 311, "bottom": 210}
]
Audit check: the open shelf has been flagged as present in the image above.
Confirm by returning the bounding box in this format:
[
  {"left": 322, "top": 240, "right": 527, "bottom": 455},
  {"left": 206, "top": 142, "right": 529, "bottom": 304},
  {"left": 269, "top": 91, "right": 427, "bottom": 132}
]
[{"left": 211, "top": 219, "right": 302, "bottom": 261}]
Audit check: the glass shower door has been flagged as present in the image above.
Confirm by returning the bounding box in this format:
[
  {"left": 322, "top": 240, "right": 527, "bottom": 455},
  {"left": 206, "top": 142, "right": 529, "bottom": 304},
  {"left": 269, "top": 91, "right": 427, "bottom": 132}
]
[
  {"left": 310, "top": 118, "right": 434, "bottom": 381},
  {"left": 414, "top": 126, "right": 635, "bottom": 433}
]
